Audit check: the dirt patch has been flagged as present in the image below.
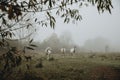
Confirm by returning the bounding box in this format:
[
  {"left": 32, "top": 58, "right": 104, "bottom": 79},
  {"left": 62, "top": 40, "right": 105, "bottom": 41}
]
[{"left": 88, "top": 66, "right": 120, "bottom": 80}]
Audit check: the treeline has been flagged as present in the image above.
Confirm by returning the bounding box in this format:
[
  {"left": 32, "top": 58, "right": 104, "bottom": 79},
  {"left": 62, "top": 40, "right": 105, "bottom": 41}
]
[
  {"left": 0, "top": 32, "right": 79, "bottom": 54},
  {"left": 37, "top": 32, "right": 78, "bottom": 53}
]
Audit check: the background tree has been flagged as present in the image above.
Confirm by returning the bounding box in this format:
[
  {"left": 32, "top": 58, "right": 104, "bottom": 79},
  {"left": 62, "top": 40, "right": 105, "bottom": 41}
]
[
  {"left": 83, "top": 37, "right": 110, "bottom": 52},
  {"left": 59, "top": 31, "right": 73, "bottom": 46}
]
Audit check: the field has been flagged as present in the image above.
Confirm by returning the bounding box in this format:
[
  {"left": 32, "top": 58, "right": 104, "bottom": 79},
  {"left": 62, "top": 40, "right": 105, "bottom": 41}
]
[{"left": 1, "top": 52, "right": 120, "bottom": 80}]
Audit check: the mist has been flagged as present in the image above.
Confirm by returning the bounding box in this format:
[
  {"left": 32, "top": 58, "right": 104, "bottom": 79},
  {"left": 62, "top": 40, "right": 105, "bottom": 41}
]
[
  {"left": 31, "top": 0, "right": 120, "bottom": 52},
  {"left": 1, "top": 1, "right": 120, "bottom": 80}
]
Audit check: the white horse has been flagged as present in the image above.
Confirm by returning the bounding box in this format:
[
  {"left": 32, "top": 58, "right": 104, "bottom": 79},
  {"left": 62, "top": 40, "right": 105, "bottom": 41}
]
[
  {"left": 70, "top": 46, "right": 76, "bottom": 56},
  {"left": 61, "top": 48, "right": 66, "bottom": 57},
  {"left": 45, "top": 47, "right": 52, "bottom": 60}
]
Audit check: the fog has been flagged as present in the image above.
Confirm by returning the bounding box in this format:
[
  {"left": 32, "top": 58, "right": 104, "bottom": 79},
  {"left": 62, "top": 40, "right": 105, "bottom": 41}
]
[{"left": 33, "top": 0, "right": 120, "bottom": 52}]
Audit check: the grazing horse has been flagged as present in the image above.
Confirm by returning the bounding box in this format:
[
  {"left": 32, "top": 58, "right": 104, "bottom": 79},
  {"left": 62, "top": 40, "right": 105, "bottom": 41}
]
[
  {"left": 70, "top": 46, "right": 76, "bottom": 56},
  {"left": 45, "top": 47, "right": 52, "bottom": 60},
  {"left": 61, "top": 48, "right": 66, "bottom": 57}
]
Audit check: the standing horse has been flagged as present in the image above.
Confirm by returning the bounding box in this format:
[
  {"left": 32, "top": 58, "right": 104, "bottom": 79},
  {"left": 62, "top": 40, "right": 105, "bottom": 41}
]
[
  {"left": 61, "top": 48, "right": 66, "bottom": 57},
  {"left": 45, "top": 47, "right": 52, "bottom": 60},
  {"left": 70, "top": 46, "right": 76, "bottom": 56}
]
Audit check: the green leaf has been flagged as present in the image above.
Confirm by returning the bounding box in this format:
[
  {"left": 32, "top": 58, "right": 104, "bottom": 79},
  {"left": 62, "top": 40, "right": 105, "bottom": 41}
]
[
  {"left": 44, "top": 0, "right": 49, "bottom": 4},
  {"left": 50, "top": 20, "right": 52, "bottom": 27},
  {"left": 71, "top": 0, "right": 73, "bottom": 4},
  {"left": 107, "top": 6, "right": 111, "bottom": 14},
  {"left": 26, "top": 46, "right": 34, "bottom": 50},
  {"left": 64, "top": 17, "right": 67, "bottom": 23},
  {"left": 75, "top": 0, "right": 78, "bottom": 3},
  {"left": 29, "top": 44, "right": 37, "bottom": 47},
  {"left": 61, "top": 14, "right": 65, "bottom": 17},
  {"left": 26, "top": 19, "right": 30, "bottom": 21},
  {"left": 2, "top": 17, "right": 6, "bottom": 25},
  {"left": 79, "top": 2, "right": 82, "bottom": 7},
  {"left": 35, "top": 18, "right": 37, "bottom": 22},
  {"left": 49, "top": 0, "right": 52, "bottom": 7},
  {"left": 29, "top": 39, "right": 33, "bottom": 43},
  {"left": 47, "top": 11, "right": 51, "bottom": 17},
  {"left": 9, "top": 32, "right": 12, "bottom": 38},
  {"left": 67, "top": 18, "right": 70, "bottom": 23},
  {"left": 51, "top": 16, "right": 56, "bottom": 22}
]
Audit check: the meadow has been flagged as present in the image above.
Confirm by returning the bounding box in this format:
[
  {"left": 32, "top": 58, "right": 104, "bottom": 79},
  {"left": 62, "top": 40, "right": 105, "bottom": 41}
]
[{"left": 1, "top": 52, "right": 120, "bottom": 80}]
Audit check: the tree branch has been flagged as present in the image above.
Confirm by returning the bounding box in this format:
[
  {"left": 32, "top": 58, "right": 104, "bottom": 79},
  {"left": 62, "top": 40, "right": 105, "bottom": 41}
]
[{"left": 1, "top": 13, "right": 27, "bottom": 32}]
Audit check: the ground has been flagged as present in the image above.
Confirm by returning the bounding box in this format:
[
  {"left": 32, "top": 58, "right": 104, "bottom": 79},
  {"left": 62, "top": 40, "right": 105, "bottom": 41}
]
[{"left": 0, "top": 52, "right": 120, "bottom": 80}]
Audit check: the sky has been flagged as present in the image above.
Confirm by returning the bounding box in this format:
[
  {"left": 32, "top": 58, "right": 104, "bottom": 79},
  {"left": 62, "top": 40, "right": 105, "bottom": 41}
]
[{"left": 34, "top": 0, "right": 120, "bottom": 47}]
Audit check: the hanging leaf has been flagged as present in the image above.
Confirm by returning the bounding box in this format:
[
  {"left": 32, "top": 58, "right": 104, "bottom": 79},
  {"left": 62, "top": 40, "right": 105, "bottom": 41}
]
[
  {"left": 50, "top": 20, "right": 52, "bottom": 27},
  {"left": 49, "top": 0, "right": 52, "bottom": 7},
  {"left": 9, "top": 32, "right": 12, "bottom": 38},
  {"left": 64, "top": 17, "right": 67, "bottom": 23},
  {"left": 26, "top": 19, "right": 30, "bottom": 21},
  {"left": 29, "top": 39, "right": 33, "bottom": 43},
  {"left": 26, "top": 46, "right": 34, "bottom": 50},
  {"left": 47, "top": 11, "right": 51, "bottom": 17},
  {"left": 44, "top": 0, "right": 49, "bottom": 4},
  {"left": 79, "top": 2, "right": 83, "bottom": 7},
  {"left": 51, "top": 16, "right": 56, "bottom": 22},
  {"left": 61, "top": 14, "right": 65, "bottom": 17},
  {"left": 29, "top": 44, "right": 37, "bottom": 47},
  {"left": 2, "top": 17, "right": 6, "bottom": 25},
  {"left": 71, "top": 0, "right": 73, "bottom": 4},
  {"left": 107, "top": 6, "right": 111, "bottom": 14},
  {"left": 56, "top": 10, "right": 60, "bottom": 15},
  {"left": 75, "top": 0, "right": 78, "bottom": 3},
  {"left": 0, "top": 13, "right": 5, "bottom": 18},
  {"left": 35, "top": 18, "right": 37, "bottom": 22}
]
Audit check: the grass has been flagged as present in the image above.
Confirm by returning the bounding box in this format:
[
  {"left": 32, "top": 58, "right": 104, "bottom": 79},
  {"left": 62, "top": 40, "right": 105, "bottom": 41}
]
[{"left": 1, "top": 52, "right": 120, "bottom": 80}]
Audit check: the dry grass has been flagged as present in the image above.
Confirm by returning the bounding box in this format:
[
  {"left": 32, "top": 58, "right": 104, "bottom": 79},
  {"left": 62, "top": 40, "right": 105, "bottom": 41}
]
[{"left": 0, "top": 52, "right": 120, "bottom": 80}]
